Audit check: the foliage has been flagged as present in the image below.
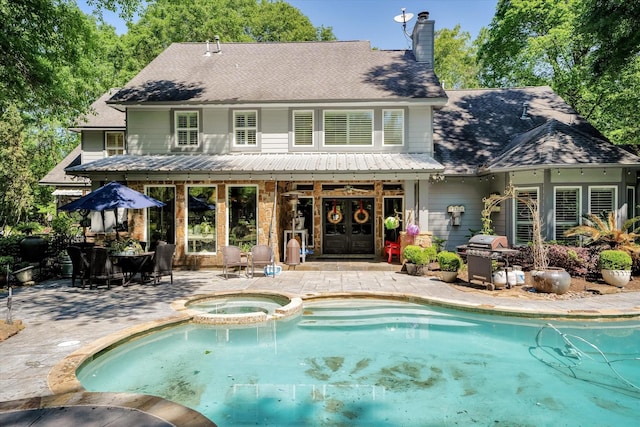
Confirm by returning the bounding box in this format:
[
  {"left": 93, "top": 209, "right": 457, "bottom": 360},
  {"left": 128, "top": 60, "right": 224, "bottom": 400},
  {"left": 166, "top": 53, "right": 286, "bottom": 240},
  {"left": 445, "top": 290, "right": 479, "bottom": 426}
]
[
  {"left": 576, "top": 0, "right": 640, "bottom": 78},
  {"left": 437, "top": 251, "right": 463, "bottom": 272},
  {"left": 0, "top": 105, "right": 36, "bottom": 226},
  {"left": 546, "top": 245, "right": 598, "bottom": 279},
  {"left": 15, "top": 222, "right": 42, "bottom": 235},
  {"left": 0, "top": 256, "right": 16, "bottom": 273},
  {"left": 118, "top": 0, "right": 336, "bottom": 82},
  {"left": 0, "top": 235, "right": 23, "bottom": 267},
  {"left": 107, "top": 237, "right": 143, "bottom": 254},
  {"left": 403, "top": 245, "right": 430, "bottom": 266},
  {"left": 598, "top": 250, "right": 632, "bottom": 271},
  {"left": 434, "top": 25, "right": 480, "bottom": 89},
  {"left": 432, "top": 236, "right": 447, "bottom": 253},
  {"left": 563, "top": 212, "right": 640, "bottom": 255},
  {"left": 50, "top": 213, "right": 81, "bottom": 254}
]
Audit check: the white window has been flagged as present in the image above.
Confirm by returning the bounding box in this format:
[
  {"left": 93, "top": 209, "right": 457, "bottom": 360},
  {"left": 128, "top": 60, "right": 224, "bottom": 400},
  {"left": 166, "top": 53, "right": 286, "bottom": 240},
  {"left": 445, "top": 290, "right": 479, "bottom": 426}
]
[
  {"left": 514, "top": 188, "right": 538, "bottom": 245},
  {"left": 234, "top": 111, "right": 257, "bottom": 145},
  {"left": 186, "top": 185, "right": 217, "bottom": 254},
  {"left": 383, "top": 110, "right": 404, "bottom": 145},
  {"left": 105, "top": 131, "right": 124, "bottom": 156},
  {"left": 324, "top": 111, "right": 373, "bottom": 146},
  {"left": 293, "top": 110, "right": 314, "bottom": 146},
  {"left": 175, "top": 111, "right": 199, "bottom": 146},
  {"left": 554, "top": 187, "right": 580, "bottom": 242},
  {"left": 589, "top": 186, "right": 616, "bottom": 216}
]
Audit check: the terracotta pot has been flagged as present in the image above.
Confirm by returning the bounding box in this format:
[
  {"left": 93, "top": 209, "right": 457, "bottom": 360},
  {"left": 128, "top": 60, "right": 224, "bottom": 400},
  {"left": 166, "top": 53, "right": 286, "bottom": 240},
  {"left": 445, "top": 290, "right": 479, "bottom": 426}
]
[
  {"left": 601, "top": 270, "right": 631, "bottom": 288},
  {"left": 532, "top": 267, "right": 571, "bottom": 295}
]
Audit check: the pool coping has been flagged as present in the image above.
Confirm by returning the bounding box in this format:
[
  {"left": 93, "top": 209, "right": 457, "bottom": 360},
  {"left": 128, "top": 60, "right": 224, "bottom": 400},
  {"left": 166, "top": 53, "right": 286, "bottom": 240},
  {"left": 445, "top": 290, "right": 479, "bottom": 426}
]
[
  {"left": 44, "top": 288, "right": 640, "bottom": 425},
  {"left": 0, "top": 391, "right": 216, "bottom": 426}
]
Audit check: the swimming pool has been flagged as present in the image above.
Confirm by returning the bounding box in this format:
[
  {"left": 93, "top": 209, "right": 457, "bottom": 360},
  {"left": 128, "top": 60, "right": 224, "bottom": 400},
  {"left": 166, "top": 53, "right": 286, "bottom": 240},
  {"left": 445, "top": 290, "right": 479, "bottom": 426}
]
[{"left": 77, "top": 298, "right": 640, "bottom": 426}]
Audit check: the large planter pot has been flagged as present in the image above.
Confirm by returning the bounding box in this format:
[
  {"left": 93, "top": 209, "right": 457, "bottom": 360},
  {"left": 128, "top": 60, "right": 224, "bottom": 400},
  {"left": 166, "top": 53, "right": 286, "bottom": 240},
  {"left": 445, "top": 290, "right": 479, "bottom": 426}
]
[
  {"left": 532, "top": 267, "right": 571, "bottom": 295},
  {"left": 601, "top": 270, "right": 631, "bottom": 288},
  {"left": 20, "top": 235, "right": 48, "bottom": 263},
  {"left": 59, "top": 253, "right": 73, "bottom": 279},
  {"left": 405, "top": 263, "right": 425, "bottom": 276},
  {"left": 439, "top": 271, "right": 458, "bottom": 283},
  {"left": 12, "top": 265, "right": 35, "bottom": 284}
]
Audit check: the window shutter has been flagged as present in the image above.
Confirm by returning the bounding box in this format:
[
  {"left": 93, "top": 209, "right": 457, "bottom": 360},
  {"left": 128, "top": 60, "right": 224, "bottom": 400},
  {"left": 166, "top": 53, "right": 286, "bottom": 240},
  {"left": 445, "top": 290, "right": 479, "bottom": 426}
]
[
  {"left": 175, "top": 111, "right": 199, "bottom": 146},
  {"left": 293, "top": 111, "right": 313, "bottom": 146},
  {"left": 324, "top": 111, "right": 372, "bottom": 145},
  {"left": 555, "top": 188, "right": 579, "bottom": 242},
  {"left": 514, "top": 189, "right": 537, "bottom": 244},
  {"left": 383, "top": 110, "right": 403, "bottom": 145},
  {"left": 234, "top": 111, "right": 257, "bottom": 145},
  {"left": 589, "top": 187, "right": 615, "bottom": 215}
]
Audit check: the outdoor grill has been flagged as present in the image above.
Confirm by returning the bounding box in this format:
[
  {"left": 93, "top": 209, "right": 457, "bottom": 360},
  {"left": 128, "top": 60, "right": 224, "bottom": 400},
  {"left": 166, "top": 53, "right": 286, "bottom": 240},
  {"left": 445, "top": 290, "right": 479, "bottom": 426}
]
[{"left": 459, "top": 235, "right": 517, "bottom": 291}]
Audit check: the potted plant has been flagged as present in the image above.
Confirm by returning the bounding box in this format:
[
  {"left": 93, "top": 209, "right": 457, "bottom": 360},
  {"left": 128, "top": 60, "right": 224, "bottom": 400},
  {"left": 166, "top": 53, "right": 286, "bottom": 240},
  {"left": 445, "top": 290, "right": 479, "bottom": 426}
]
[
  {"left": 108, "top": 237, "right": 143, "bottom": 255},
  {"left": 598, "top": 249, "right": 632, "bottom": 287},
  {"left": 403, "top": 245, "right": 430, "bottom": 276},
  {"left": 437, "top": 251, "right": 462, "bottom": 283}
]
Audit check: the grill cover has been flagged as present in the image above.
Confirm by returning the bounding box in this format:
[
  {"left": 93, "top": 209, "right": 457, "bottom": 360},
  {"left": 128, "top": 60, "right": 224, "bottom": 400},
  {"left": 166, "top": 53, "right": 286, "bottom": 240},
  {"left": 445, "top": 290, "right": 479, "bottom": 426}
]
[{"left": 467, "top": 235, "right": 508, "bottom": 250}]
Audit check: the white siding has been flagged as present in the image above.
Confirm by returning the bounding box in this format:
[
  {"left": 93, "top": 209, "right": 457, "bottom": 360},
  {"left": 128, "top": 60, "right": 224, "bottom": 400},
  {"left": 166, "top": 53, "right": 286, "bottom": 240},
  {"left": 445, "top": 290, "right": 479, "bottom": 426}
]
[
  {"left": 201, "top": 109, "right": 228, "bottom": 153},
  {"left": 127, "top": 109, "right": 171, "bottom": 154},
  {"left": 406, "top": 106, "right": 432, "bottom": 154},
  {"left": 260, "top": 108, "right": 289, "bottom": 153},
  {"left": 81, "top": 130, "right": 105, "bottom": 163}
]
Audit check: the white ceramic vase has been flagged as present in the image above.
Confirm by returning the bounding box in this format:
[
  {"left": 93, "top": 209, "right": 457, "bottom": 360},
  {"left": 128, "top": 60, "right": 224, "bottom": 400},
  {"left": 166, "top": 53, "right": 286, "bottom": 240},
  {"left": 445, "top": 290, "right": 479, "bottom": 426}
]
[{"left": 601, "top": 270, "right": 631, "bottom": 288}]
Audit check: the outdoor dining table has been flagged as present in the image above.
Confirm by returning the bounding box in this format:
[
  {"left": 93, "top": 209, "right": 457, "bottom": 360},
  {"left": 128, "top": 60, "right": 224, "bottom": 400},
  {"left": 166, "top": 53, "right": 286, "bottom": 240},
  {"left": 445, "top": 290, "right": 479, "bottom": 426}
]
[{"left": 110, "top": 251, "right": 155, "bottom": 285}]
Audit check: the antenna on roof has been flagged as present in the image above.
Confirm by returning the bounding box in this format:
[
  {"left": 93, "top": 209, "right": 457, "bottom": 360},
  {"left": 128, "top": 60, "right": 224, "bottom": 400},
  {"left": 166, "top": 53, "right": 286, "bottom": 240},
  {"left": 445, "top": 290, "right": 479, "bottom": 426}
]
[{"left": 393, "top": 8, "right": 414, "bottom": 38}]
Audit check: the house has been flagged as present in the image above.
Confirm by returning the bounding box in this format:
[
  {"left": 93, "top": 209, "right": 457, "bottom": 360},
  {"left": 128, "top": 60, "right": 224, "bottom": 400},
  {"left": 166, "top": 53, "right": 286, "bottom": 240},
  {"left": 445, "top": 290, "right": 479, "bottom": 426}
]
[{"left": 59, "top": 11, "right": 640, "bottom": 267}]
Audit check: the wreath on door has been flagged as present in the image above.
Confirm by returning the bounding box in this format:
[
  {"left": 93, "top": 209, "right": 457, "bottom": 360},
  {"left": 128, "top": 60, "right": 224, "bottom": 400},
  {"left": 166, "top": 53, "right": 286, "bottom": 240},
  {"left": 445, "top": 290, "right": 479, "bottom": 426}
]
[
  {"left": 353, "top": 200, "right": 369, "bottom": 224},
  {"left": 327, "top": 200, "right": 343, "bottom": 224}
]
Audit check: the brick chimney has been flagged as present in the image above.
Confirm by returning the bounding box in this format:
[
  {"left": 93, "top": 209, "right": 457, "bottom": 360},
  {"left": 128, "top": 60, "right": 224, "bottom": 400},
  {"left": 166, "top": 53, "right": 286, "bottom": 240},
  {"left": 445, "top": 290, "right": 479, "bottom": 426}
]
[{"left": 411, "top": 11, "right": 434, "bottom": 67}]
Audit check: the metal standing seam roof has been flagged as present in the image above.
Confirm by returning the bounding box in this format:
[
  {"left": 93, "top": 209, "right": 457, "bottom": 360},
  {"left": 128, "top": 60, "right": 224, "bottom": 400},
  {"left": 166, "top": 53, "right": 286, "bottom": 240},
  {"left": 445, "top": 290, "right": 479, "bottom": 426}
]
[{"left": 65, "top": 152, "right": 444, "bottom": 176}]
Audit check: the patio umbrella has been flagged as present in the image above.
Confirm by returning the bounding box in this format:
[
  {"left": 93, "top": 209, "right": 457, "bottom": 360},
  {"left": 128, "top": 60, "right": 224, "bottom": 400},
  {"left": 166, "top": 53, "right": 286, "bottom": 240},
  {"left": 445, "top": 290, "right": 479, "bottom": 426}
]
[
  {"left": 59, "top": 181, "right": 165, "bottom": 236},
  {"left": 59, "top": 181, "right": 165, "bottom": 212}
]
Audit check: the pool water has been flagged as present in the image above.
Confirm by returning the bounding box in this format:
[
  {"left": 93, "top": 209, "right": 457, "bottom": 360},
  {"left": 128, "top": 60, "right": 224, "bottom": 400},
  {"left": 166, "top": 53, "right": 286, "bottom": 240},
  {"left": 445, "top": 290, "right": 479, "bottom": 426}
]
[{"left": 78, "top": 299, "right": 640, "bottom": 426}]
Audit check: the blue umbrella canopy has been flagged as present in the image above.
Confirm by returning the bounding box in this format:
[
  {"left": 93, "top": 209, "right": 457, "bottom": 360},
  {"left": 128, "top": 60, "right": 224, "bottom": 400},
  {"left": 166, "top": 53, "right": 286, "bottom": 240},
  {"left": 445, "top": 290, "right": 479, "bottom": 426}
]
[{"left": 59, "top": 181, "right": 165, "bottom": 212}]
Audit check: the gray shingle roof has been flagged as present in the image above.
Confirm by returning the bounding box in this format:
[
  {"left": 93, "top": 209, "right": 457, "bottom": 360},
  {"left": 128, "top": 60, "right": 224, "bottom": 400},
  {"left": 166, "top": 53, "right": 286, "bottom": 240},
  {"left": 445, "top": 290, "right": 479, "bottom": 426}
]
[
  {"left": 486, "top": 119, "right": 640, "bottom": 171},
  {"left": 39, "top": 145, "right": 90, "bottom": 187},
  {"left": 109, "top": 41, "right": 447, "bottom": 104},
  {"left": 73, "top": 89, "right": 125, "bottom": 129},
  {"left": 66, "top": 152, "right": 443, "bottom": 179},
  {"left": 432, "top": 86, "right": 634, "bottom": 174}
]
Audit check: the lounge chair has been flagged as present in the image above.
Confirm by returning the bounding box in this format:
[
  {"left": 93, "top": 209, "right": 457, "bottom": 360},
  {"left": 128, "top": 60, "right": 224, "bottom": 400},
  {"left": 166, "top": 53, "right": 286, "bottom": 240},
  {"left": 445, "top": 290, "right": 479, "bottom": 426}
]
[
  {"left": 221, "top": 245, "right": 248, "bottom": 279},
  {"left": 250, "top": 245, "right": 275, "bottom": 278}
]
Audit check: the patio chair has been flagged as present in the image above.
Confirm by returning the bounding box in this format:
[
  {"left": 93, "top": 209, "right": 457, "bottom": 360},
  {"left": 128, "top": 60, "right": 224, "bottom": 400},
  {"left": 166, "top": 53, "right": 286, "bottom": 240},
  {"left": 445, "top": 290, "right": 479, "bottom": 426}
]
[
  {"left": 143, "top": 243, "right": 175, "bottom": 285},
  {"left": 250, "top": 245, "right": 275, "bottom": 278},
  {"left": 384, "top": 239, "right": 401, "bottom": 264},
  {"left": 222, "top": 245, "right": 248, "bottom": 279},
  {"left": 88, "top": 247, "right": 125, "bottom": 289},
  {"left": 66, "top": 246, "right": 90, "bottom": 288}
]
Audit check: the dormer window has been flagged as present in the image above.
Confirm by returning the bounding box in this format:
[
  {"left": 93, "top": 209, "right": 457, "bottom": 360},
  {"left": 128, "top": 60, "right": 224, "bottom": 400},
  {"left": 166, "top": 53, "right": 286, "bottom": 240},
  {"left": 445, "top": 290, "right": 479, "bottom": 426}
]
[
  {"left": 175, "top": 111, "right": 199, "bottom": 146},
  {"left": 105, "top": 131, "right": 125, "bottom": 156},
  {"left": 234, "top": 110, "right": 257, "bottom": 146}
]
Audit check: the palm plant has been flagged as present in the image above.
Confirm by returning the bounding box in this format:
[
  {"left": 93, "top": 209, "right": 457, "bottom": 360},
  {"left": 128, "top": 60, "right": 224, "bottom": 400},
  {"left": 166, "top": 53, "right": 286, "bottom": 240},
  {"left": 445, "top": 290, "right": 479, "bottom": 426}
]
[{"left": 563, "top": 212, "right": 640, "bottom": 255}]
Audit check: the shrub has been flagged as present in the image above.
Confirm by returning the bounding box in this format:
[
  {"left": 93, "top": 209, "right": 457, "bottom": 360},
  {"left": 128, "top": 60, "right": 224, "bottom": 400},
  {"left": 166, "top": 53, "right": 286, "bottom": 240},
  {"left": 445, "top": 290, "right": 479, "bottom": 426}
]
[
  {"left": 546, "top": 245, "right": 598, "bottom": 278},
  {"left": 403, "top": 245, "right": 429, "bottom": 265},
  {"left": 437, "top": 251, "right": 462, "bottom": 272},
  {"left": 598, "top": 250, "right": 632, "bottom": 270}
]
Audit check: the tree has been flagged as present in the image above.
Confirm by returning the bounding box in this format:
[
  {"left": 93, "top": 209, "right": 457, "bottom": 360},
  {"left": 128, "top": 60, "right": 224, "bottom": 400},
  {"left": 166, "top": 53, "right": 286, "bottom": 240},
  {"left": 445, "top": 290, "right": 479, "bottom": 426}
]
[
  {"left": 577, "top": 0, "right": 640, "bottom": 78},
  {"left": 118, "top": 0, "right": 335, "bottom": 82},
  {"left": 0, "top": 105, "right": 36, "bottom": 226},
  {"left": 434, "top": 25, "right": 480, "bottom": 89}
]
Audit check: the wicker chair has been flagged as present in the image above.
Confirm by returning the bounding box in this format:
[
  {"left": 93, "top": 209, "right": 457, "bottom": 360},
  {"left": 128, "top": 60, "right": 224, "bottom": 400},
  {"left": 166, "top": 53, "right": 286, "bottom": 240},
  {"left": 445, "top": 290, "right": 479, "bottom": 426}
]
[
  {"left": 221, "top": 245, "right": 248, "bottom": 279},
  {"left": 250, "top": 245, "right": 275, "bottom": 278}
]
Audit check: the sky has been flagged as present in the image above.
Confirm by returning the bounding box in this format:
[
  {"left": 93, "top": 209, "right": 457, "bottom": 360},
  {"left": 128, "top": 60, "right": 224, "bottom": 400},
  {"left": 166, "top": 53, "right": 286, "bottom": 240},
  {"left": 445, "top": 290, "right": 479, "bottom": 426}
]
[{"left": 80, "top": 0, "right": 499, "bottom": 50}]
